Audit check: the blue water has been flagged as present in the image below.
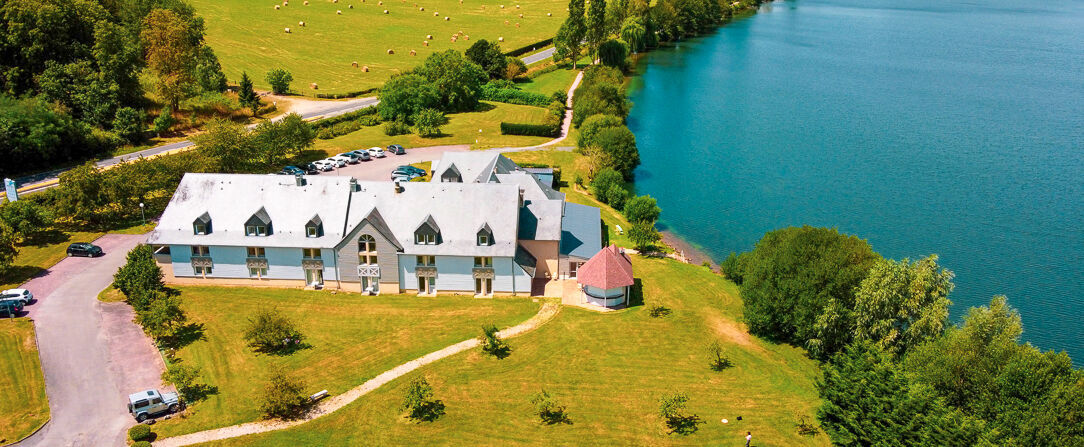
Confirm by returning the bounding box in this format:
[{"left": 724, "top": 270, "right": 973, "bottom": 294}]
[{"left": 627, "top": 0, "right": 1084, "bottom": 360}]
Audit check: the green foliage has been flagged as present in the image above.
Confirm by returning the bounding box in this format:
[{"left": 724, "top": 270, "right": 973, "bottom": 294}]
[
  {"left": 573, "top": 71, "right": 629, "bottom": 128},
  {"left": 554, "top": 0, "right": 587, "bottom": 68},
  {"left": 465, "top": 39, "right": 506, "bottom": 80},
  {"left": 739, "top": 226, "right": 880, "bottom": 359},
  {"left": 0, "top": 224, "right": 14, "bottom": 278},
  {"left": 311, "top": 106, "right": 378, "bottom": 129},
  {"left": 586, "top": 0, "right": 607, "bottom": 57},
  {"left": 414, "top": 50, "right": 488, "bottom": 113},
  {"left": 193, "top": 115, "right": 314, "bottom": 173},
  {"left": 499, "top": 122, "right": 559, "bottom": 137},
  {"left": 707, "top": 340, "right": 733, "bottom": 371},
  {"left": 193, "top": 45, "right": 228, "bottom": 93},
  {"left": 623, "top": 195, "right": 660, "bottom": 224},
  {"left": 112, "top": 107, "right": 145, "bottom": 143},
  {"left": 590, "top": 168, "right": 624, "bottom": 202},
  {"left": 0, "top": 200, "right": 51, "bottom": 242},
  {"left": 244, "top": 308, "right": 306, "bottom": 354},
  {"left": 598, "top": 39, "right": 629, "bottom": 68},
  {"left": 412, "top": 108, "right": 446, "bottom": 137},
  {"left": 531, "top": 389, "right": 571, "bottom": 425},
  {"left": 480, "top": 324, "right": 512, "bottom": 359},
  {"left": 112, "top": 244, "right": 165, "bottom": 310},
  {"left": 592, "top": 126, "right": 639, "bottom": 178},
  {"left": 316, "top": 115, "right": 381, "bottom": 139},
  {"left": 237, "top": 72, "right": 259, "bottom": 112},
  {"left": 853, "top": 255, "right": 953, "bottom": 357},
  {"left": 378, "top": 74, "right": 440, "bottom": 123},
  {"left": 260, "top": 366, "right": 308, "bottom": 419},
  {"left": 0, "top": 96, "right": 102, "bottom": 177},
  {"left": 720, "top": 252, "right": 743, "bottom": 284},
  {"left": 577, "top": 114, "right": 624, "bottom": 147},
  {"left": 480, "top": 83, "right": 553, "bottom": 106},
  {"left": 141, "top": 8, "right": 200, "bottom": 109},
  {"left": 658, "top": 392, "right": 704, "bottom": 435},
  {"left": 621, "top": 17, "right": 647, "bottom": 53},
  {"left": 137, "top": 295, "right": 187, "bottom": 341},
  {"left": 161, "top": 362, "right": 209, "bottom": 402},
  {"left": 383, "top": 120, "right": 411, "bottom": 136},
  {"left": 628, "top": 221, "right": 660, "bottom": 251},
  {"left": 128, "top": 424, "right": 152, "bottom": 441},
  {"left": 153, "top": 106, "right": 177, "bottom": 136},
  {"left": 132, "top": 441, "right": 152, "bottom": 447},
  {"left": 504, "top": 56, "right": 527, "bottom": 80},
  {"left": 648, "top": 305, "right": 672, "bottom": 317},
  {"left": 265, "top": 68, "right": 293, "bottom": 95},
  {"left": 401, "top": 377, "right": 445, "bottom": 422}
]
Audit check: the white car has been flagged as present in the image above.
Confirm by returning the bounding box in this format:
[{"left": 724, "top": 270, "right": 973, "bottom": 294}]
[
  {"left": 1, "top": 288, "right": 33, "bottom": 305},
  {"left": 324, "top": 158, "right": 346, "bottom": 168},
  {"left": 329, "top": 155, "right": 353, "bottom": 166},
  {"left": 311, "top": 160, "right": 335, "bottom": 171},
  {"left": 367, "top": 147, "right": 386, "bottom": 158}
]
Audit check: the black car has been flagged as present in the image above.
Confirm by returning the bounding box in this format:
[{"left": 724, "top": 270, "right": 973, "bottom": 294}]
[
  {"left": 67, "top": 242, "right": 103, "bottom": 257},
  {"left": 386, "top": 144, "right": 406, "bottom": 155},
  {"left": 303, "top": 163, "right": 321, "bottom": 174}
]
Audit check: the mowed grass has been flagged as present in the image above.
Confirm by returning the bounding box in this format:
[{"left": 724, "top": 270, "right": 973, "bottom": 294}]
[
  {"left": 518, "top": 67, "right": 578, "bottom": 97},
  {"left": 154, "top": 287, "right": 540, "bottom": 437},
  {"left": 200, "top": 257, "right": 828, "bottom": 446},
  {"left": 313, "top": 101, "right": 553, "bottom": 153},
  {"left": 190, "top": 0, "right": 567, "bottom": 94},
  {"left": 0, "top": 319, "right": 49, "bottom": 445}
]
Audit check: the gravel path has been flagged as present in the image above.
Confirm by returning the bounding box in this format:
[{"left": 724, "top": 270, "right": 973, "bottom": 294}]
[{"left": 153, "top": 302, "right": 561, "bottom": 447}]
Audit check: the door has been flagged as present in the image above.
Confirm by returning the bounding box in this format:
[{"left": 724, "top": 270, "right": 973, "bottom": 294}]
[
  {"left": 306, "top": 269, "right": 323, "bottom": 286},
  {"left": 362, "top": 276, "right": 379, "bottom": 293},
  {"left": 474, "top": 278, "right": 492, "bottom": 296}
]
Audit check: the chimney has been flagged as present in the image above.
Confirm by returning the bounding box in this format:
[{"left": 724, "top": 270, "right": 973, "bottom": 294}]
[
  {"left": 294, "top": 174, "right": 306, "bottom": 186},
  {"left": 394, "top": 180, "right": 403, "bottom": 194},
  {"left": 349, "top": 178, "right": 358, "bottom": 192},
  {"left": 518, "top": 186, "right": 525, "bottom": 207}
]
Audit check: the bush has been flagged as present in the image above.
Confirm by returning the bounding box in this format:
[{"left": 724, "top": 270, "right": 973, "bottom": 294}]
[
  {"left": 383, "top": 120, "right": 411, "bottom": 136},
  {"left": 260, "top": 366, "right": 308, "bottom": 419},
  {"left": 504, "top": 38, "right": 555, "bottom": 57},
  {"left": 623, "top": 195, "right": 660, "bottom": 224},
  {"left": 161, "top": 363, "right": 207, "bottom": 402},
  {"left": 480, "top": 324, "right": 511, "bottom": 359},
  {"left": 592, "top": 125, "right": 640, "bottom": 179},
  {"left": 720, "top": 252, "right": 743, "bottom": 284},
  {"left": 480, "top": 84, "right": 552, "bottom": 106},
  {"left": 311, "top": 107, "right": 378, "bottom": 129},
  {"left": 500, "top": 122, "right": 559, "bottom": 137},
  {"left": 113, "top": 244, "right": 165, "bottom": 311},
  {"left": 378, "top": 73, "right": 440, "bottom": 123},
  {"left": 531, "top": 389, "right": 571, "bottom": 424},
  {"left": 550, "top": 90, "right": 568, "bottom": 105},
  {"left": 153, "top": 106, "right": 176, "bottom": 136},
  {"left": 598, "top": 39, "right": 629, "bottom": 68},
  {"left": 505, "top": 56, "right": 527, "bottom": 80},
  {"left": 590, "top": 168, "right": 624, "bottom": 203},
  {"left": 128, "top": 424, "right": 152, "bottom": 441},
  {"left": 132, "top": 442, "right": 152, "bottom": 447},
  {"left": 243, "top": 309, "right": 305, "bottom": 354},
  {"left": 605, "top": 184, "right": 628, "bottom": 210},
  {"left": 649, "top": 305, "right": 672, "bottom": 317},
  {"left": 578, "top": 114, "right": 624, "bottom": 147},
  {"left": 658, "top": 392, "right": 705, "bottom": 435},
  {"left": 401, "top": 377, "right": 445, "bottom": 422},
  {"left": 628, "top": 221, "right": 661, "bottom": 251},
  {"left": 266, "top": 69, "right": 293, "bottom": 95},
  {"left": 112, "top": 107, "right": 145, "bottom": 144},
  {"left": 413, "top": 108, "right": 446, "bottom": 137}
]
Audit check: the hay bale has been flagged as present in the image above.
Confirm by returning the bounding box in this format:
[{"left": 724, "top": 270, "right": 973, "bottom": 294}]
[
  {"left": 303, "top": 0, "right": 308, "bottom": 4},
  {"left": 299, "top": 20, "right": 305, "bottom": 26},
  {"left": 518, "top": 12, "right": 523, "bottom": 17},
  {"left": 504, "top": 20, "right": 509, "bottom": 24},
  {"left": 336, "top": 9, "right": 342, "bottom": 13},
  {"left": 283, "top": 0, "right": 288, "bottom": 5},
  {"left": 409, "top": 49, "right": 416, "bottom": 56},
  {"left": 450, "top": 36, "right": 457, "bottom": 42},
  {"left": 426, "top": 34, "right": 433, "bottom": 39},
  {"left": 515, "top": 22, "right": 520, "bottom": 27},
  {"left": 500, "top": 4, "right": 504, "bottom": 7},
  {"left": 516, "top": 4, "right": 519, "bottom": 7},
  {"left": 352, "top": 61, "right": 358, "bottom": 67},
  {"left": 348, "top": 4, "right": 353, "bottom": 8},
  {"left": 433, "top": 11, "right": 438, "bottom": 15},
  {"left": 498, "top": 36, "right": 504, "bottom": 42},
  {"left": 274, "top": 4, "right": 280, "bottom": 9},
  {"left": 333, "top": 0, "right": 339, "bottom": 2},
  {"left": 387, "top": 48, "right": 394, "bottom": 54},
  {"left": 444, "top": 16, "right": 449, "bottom": 20},
  {"left": 464, "top": 34, "right": 469, "bottom": 40},
  {"left": 383, "top": 9, "right": 389, "bottom": 13},
  {"left": 310, "top": 82, "right": 318, "bottom": 89},
  {"left": 547, "top": 12, "right": 551, "bottom": 16},
  {"left": 419, "top": 6, "right": 424, "bottom": 10},
  {"left": 284, "top": 27, "right": 292, "bottom": 32},
  {"left": 362, "top": 65, "right": 369, "bottom": 72},
  {"left": 423, "top": 40, "right": 429, "bottom": 46}
]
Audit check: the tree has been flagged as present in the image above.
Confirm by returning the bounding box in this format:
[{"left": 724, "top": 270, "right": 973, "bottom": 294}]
[
  {"left": 193, "top": 45, "right": 227, "bottom": 93},
  {"left": 578, "top": 114, "right": 624, "bottom": 147},
  {"left": 265, "top": 68, "right": 293, "bottom": 95},
  {"left": 573, "top": 84, "right": 628, "bottom": 127},
  {"left": 260, "top": 366, "right": 308, "bottom": 419},
  {"left": 658, "top": 392, "right": 704, "bottom": 435},
  {"left": 137, "top": 295, "right": 187, "bottom": 341},
  {"left": 605, "top": 183, "right": 629, "bottom": 209},
  {"left": 480, "top": 324, "right": 512, "bottom": 359},
  {"left": 192, "top": 119, "right": 255, "bottom": 172},
  {"left": 738, "top": 226, "right": 880, "bottom": 359},
  {"left": 852, "top": 255, "right": 954, "bottom": 357},
  {"left": 161, "top": 363, "right": 203, "bottom": 402},
  {"left": 250, "top": 113, "right": 315, "bottom": 171},
  {"left": 589, "top": 168, "right": 624, "bottom": 202},
  {"left": 243, "top": 308, "right": 306, "bottom": 354},
  {"left": 0, "top": 224, "right": 17, "bottom": 278},
  {"left": 112, "top": 107, "right": 145, "bottom": 144},
  {"left": 628, "top": 221, "right": 660, "bottom": 251},
  {"left": 153, "top": 106, "right": 176, "bottom": 136},
  {"left": 465, "top": 39, "right": 506, "bottom": 79},
  {"left": 401, "top": 377, "right": 445, "bottom": 422},
  {"left": 142, "top": 8, "right": 198, "bottom": 109},
  {"left": 592, "top": 125, "right": 639, "bottom": 178},
  {"left": 237, "top": 72, "right": 259, "bottom": 112},
  {"left": 413, "top": 108, "right": 446, "bottom": 137},
  {"left": 414, "top": 50, "right": 488, "bottom": 113},
  {"left": 586, "top": 0, "right": 607, "bottom": 60},
  {"left": 620, "top": 17, "right": 647, "bottom": 53},
  {"left": 112, "top": 244, "right": 165, "bottom": 309},
  {"left": 52, "top": 162, "right": 107, "bottom": 225},
  {"left": 553, "top": 0, "right": 587, "bottom": 68},
  {"left": 605, "top": 0, "right": 629, "bottom": 35},
  {"left": 0, "top": 200, "right": 51, "bottom": 242},
  {"left": 531, "top": 389, "right": 571, "bottom": 424},
  {"left": 504, "top": 56, "right": 527, "bottom": 80},
  {"left": 598, "top": 39, "right": 629, "bottom": 68},
  {"left": 707, "top": 340, "right": 732, "bottom": 371},
  {"left": 378, "top": 74, "right": 441, "bottom": 123},
  {"left": 0, "top": 96, "right": 100, "bottom": 178},
  {"left": 623, "top": 195, "right": 660, "bottom": 224}
]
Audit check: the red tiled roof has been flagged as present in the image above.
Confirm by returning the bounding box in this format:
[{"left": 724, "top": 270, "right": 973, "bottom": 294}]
[{"left": 577, "top": 244, "right": 634, "bottom": 289}]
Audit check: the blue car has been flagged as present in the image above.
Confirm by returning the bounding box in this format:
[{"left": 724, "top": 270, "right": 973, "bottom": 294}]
[{"left": 279, "top": 166, "right": 304, "bottom": 176}]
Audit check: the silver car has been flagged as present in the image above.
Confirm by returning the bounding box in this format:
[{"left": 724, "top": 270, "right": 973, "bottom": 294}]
[
  {"left": 127, "top": 389, "right": 181, "bottom": 422},
  {"left": 367, "top": 147, "right": 386, "bottom": 158},
  {"left": 1, "top": 288, "right": 33, "bottom": 305}
]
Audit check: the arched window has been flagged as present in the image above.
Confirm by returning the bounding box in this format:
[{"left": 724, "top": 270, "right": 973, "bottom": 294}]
[{"left": 359, "top": 235, "right": 377, "bottom": 265}]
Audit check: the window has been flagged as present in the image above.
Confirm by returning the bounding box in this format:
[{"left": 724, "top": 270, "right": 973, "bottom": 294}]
[
  {"left": 474, "top": 257, "right": 492, "bottom": 268},
  {"left": 475, "top": 277, "right": 492, "bottom": 296},
  {"left": 191, "top": 246, "right": 209, "bottom": 256},
  {"left": 416, "top": 255, "right": 435, "bottom": 267},
  {"left": 476, "top": 224, "right": 492, "bottom": 246},
  {"left": 359, "top": 235, "right": 376, "bottom": 253},
  {"left": 194, "top": 223, "right": 207, "bottom": 235},
  {"left": 414, "top": 232, "right": 436, "bottom": 245},
  {"left": 249, "top": 267, "right": 267, "bottom": 278},
  {"left": 477, "top": 233, "right": 489, "bottom": 245},
  {"left": 302, "top": 248, "right": 321, "bottom": 259},
  {"left": 247, "top": 247, "right": 265, "bottom": 258},
  {"left": 193, "top": 213, "right": 212, "bottom": 235},
  {"left": 245, "top": 225, "right": 268, "bottom": 236},
  {"left": 194, "top": 265, "right": 212, "bottom": 275},
  {"left": 306, "top": 215, "right": 323, "bottom": 238},
  {"left": 307, "top": 226, "right": 319, "bottom": 237},
  {"left": 150, "top": 397, "right": 163, "bottom": 405},
  {"left": 569, "top": 262, "right": 581, "bottom": 278},
  {"left": 360, "top": 253, "right": 377, "bottom": 265}
]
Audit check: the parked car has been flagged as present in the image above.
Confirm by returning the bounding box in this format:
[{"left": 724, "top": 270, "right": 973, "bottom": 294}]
[
  {"left": 367, "top": 147, "right": 386, "bottom": 158},
  {"left": 279, "top": 166, "right": 304, "bottom": 176},
  {"left": 1, "top": 289, "right": 33, "bottom": 305},
  {"left": 127, "top": 389, "right": 181, "bottom": 422},
  {"left": 396, "top": 165, "right": 427, "bottom": 177},
  {"left": 302, "top": 163, "right": 321, "bottom": 174},
  {"left": 337, "top": 152, "right": 361, "bottom": 164},
  {"left": 348, "top": 150, "right": 372, "bottom": 161},
  {"left": 386, "top": 144, "right": 406, "bottom": 155},
  {"left": 391, "top": 175, "right": 413, "bottom": 183},
  {"left": 390, "top": 169, "right": 423, "bottom": 180},
  {"left": 325, "top": 157, "right": 347, "bottom": 168},
  {"left": 67, "top": 242, "right": 102, "bottom": 257},
  {"left": 311, "top": 160, "right": 334, "bottom": 172},
  {"left": 0, "top": 299, "right": 23, "bottom": 317}
]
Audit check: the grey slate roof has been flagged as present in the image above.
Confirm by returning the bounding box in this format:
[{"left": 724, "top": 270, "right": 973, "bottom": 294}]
[
  {"left": 431, "top": 152, "right": 518, "bottom": 184},
  {"left": 560, "top": 202, "right": 602, "bottom": 260}
]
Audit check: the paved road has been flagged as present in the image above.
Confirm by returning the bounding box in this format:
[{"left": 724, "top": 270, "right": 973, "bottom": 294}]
[
  {"left": 522, "top": 47, "right": 556, "bottom": 65},
  {"left": 15, "top": 234, "right": 166, "bottom": 447},
  {"left": 10, "top": 97, "right": 380, "bottom": 195}
]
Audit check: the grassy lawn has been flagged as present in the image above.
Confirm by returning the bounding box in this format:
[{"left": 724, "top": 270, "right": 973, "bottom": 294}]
[
  {"left": 518, "top": 67, "right": 578, "bottom": 97},
  {"left": 0, "top": 319, "right": 49, "bottom": 445},
  {"left": 190, "top": 0, "right": 567, "bottom": 94},
  {"left": 201, "top": 257, "right": 827, "bottom": 446},
  {"left": 154, "top": 287, "right": 541, "bottom": 437},
  {"left": 313, "top": 101, "right": 552, "bottom": 153}
]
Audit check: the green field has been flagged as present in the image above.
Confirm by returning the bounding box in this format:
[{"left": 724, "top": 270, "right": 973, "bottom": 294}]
[
  {"left": 0, "top": 319, "right": 49, "bottom": 445},
  {"left": 154, "top": 287, "right": 540, "bottom": 437},
  {"left": 200, "top": 257, "right": 828, "bottom": 446},
  {"left": 190, "top": 0, "right": 566, "bottom": 94}
]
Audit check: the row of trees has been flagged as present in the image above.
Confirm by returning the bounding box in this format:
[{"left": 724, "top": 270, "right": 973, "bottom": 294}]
[
  {"left": 377, "top": 50, "right": 487, "bottom": 136},
  {"left": 721, "top": 225, "right": 1083, "bottom": 444}
]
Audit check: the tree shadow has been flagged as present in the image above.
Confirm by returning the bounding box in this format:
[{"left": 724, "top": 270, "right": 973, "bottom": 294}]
[
  {"left": 540, "top": 410, "right": 573, "bottom": 425},
  {"left": 485, "top": 345, "right": 512, "bottom": 360},
  {"left": 665, "top": 415, "right": 705, "bottom": 435},
  {"left": 0, "top": 265, "right": 45, "bottom": 285},
  {"left": 474, "top": 102, "right": 497, "bottom": 113},
  {"left": 407, "top": 400, "right": 446, "bottom": 422},
  {"left": 627, "top": 278, "right": 644, "bottom": 308},
  {"left": 180, "top": 383, "right": 219, "bottom": 403},
  {"left": 22, "top": 229, "right": 70, "bottom": 247},
  {"left": 261, "top": 341, "right": 314, "bottom": 356},
  {"left": 161, "top": 323, "right": 206, "bottom": 350}
]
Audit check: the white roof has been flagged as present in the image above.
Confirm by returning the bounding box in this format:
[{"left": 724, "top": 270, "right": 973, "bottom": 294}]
[{"left": 431, "top": 152, "right": 518, "bottom": 184}]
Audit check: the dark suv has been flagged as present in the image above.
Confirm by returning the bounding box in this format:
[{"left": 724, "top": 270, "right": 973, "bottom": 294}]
[
  {"left": 386, "top": 144, "right": 406, "bottom": 155},
  {"left": 67, "top": 242, "right": 103, "bottom": 257}
]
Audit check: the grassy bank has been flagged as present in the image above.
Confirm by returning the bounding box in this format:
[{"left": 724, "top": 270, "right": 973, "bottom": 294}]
[
  {"left": 0, "top": 319, "right": 49, "bottom": 445},
  {"left": 200, "top": 256, "right": 827, "bottom": 446},
  {"left": 154, "top": 287, "right": 540, "bottom": 437}
]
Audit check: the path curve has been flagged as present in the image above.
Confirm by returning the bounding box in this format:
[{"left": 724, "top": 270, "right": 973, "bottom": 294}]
[{"left": 154, "top": 302, "right": 561, "bottom": 447}]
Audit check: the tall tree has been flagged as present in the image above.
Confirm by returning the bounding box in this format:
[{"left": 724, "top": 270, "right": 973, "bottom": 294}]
[
  {"left": 852, "top": 255, "right": 953, "bottom": 357},
  {"left": 553, "top": 0, "right": 587, "bottom": 68},
  {"left": 141, "top": 8, "right": 197, "bottom": 109},
  {"left": 0, "top": 224, "right": 16, "bottom": 278},
  {"left": 265, "top": 68, "right": 293, "bottom": 95},
  {"left": 620, "top": 17, "right": 647, "bottom": 53},
  {"left": 191, "top": 119, "right": 255, "bottom": 172},
  {"left": 414, "top": 50, "right": 488, "bottom": 113},
  {"left": 586, "top": 0, "right": 608, "bottom": 60},
  {"left": 464, "top": 39, "right": 506, "bottom": 80},
  {"left": 237, "top": 72, "right": 258, "bottom": 112}
]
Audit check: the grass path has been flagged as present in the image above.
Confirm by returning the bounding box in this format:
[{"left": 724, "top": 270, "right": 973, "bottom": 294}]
[
  {"left": 153, "top": 302, "right": 560, "bottom": 447},
  {"left": 0, "top": 319, "right": 49, "bottom": 445}
]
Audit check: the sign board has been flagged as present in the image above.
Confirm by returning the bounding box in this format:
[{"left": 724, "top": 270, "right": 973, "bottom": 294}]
[{"left": 3, "top": 178, "right": 16, "bottom": 202}]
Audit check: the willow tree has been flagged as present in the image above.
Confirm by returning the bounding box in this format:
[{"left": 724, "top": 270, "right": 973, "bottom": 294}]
[
  {"left": 852, "top": 255, "right": 954, "bottom": 357},
  {"left": 621, "top": 17, "right": 647, "bottom": 53}
]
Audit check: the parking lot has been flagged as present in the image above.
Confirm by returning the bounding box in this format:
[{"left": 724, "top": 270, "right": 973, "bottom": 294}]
[{"left": 307, "top": 144, "right": 469, "bottom": 181}]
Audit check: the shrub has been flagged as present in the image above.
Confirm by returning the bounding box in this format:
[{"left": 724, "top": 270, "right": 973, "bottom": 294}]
[
  {"left": 413, "top": 108, "right": 446, "bottom": 137},
  {"left": 578, "top": 114, "right": 624, "bottom": 147},
  {"left": 266, "top": 68, "right": 293, "bottom": 95},
  {"left": 720, "top": 252, "right": 744, "bottom": 284},
  {"left": 504, "top": 37, "right": 555, "bottom": 57},
  {"left": 504, "top": 56, "right": 527, "bottom": 80},
  {"left": 112, "top": 107, "right": 145, "bottom": 144},
  {"left": 113, "top": 244, "right": 165, "bottom": 311},
  {"left": 383, "top": 120, "right": 411, "bottom": 136},
  {"left": 480, "top": 324, "right": 511, "bottom": 359},
  {"left": 531, "top": 389, "right": 571, "bottom": 424},
  {"left": 628, "top": 221, "right": 661, "bottom": 251},
  {"left": 598, "top": 39, "right": 629, "bottom": 68},
  {"left": 658, "top": 392, "right": 705, "bottom": 435},
  {"left": 153, "top": 106, "right": 176, "bottom": 136},
  {"left": 550, "top": 90, "right": 568, "bottom": 105},
  {"left": 707, "top": 340, "right": 733, "bottom": 371},
  {"left": 128, "top": 424, "right": 152, "bottom": 441},
  {"left": 378, "top": 74, "right": 440, "bottom": 122},
  {"left": 623, "top": 195, "right": 660, "bottom": 224},
  {"left": 161, "top": 363, "right": 206, "bottom": 402},
  {"left": 590, "top": 168, "right": 624, "bottom": 202},
  {"left": 605, "top": 184, "right": 628, "bottom": 210},
  {"left": 312, "top": 107, "right": 378, "bottom": 129},
  {"left": 260, "top": 366, "right": 308, "bottom": 419},
  {"left": 480, "top": 85, "right": 552, "bottom": 106},
  {"left": 414, "top": 50, "right": 488, "bottom": 112},
  {"left": 649, "top": 305, "right": 672, "bottom": 317},
  {"left": 243, "top": 309, "right": 305, "bottom": 354},
  {"left": 401, "top": 377, "right": 445, "bottom": 422},
  {"left": 592, "top": 125, "right": 640, "bottom": 179},
  {"left": 137, "top": 295, "right": 187, "bottom": 342},
  {"left": 500, "top": 122, "right": 559, "bottom": 137}
]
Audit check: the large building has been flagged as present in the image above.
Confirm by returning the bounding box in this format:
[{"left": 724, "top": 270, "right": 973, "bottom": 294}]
[{"left": 147, "top": 153, "right": 603, "bottom": 296}]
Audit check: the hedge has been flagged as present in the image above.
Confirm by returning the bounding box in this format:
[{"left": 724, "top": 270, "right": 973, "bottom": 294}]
[
  {"left": 316, "top": 115, "right": 381, "bottom": 139},
  {"left": 505, "top": 38, "right": 554, "bottom": 57},
  {"left": 500, "top": 122, "right": 559, "bottom": 137},
  {"left": 313, "top": 87, "right": 379, "bottom": 99},
  {"left": 312, "top": 107, "right": 378, "bottom": 129},
  {"left": 480, "top": 85, "right": 552, "bottom": 107}
]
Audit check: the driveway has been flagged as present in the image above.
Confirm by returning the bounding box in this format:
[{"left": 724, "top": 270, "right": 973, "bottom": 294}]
[
  {"left": 16, "top": 234, "right": 167, "bottom": 447},
  {"left": 328, "top": 145, "right": 470, "bottom": 181}
]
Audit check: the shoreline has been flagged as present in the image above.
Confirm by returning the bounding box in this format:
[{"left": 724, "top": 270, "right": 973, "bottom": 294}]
[{"left": 660, "top": 230, "right": 718, "bottom": 270}]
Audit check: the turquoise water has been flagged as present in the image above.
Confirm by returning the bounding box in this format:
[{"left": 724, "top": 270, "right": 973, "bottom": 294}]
[{"left": 627, "top": 0, "right": 1084, "bottom": 360}]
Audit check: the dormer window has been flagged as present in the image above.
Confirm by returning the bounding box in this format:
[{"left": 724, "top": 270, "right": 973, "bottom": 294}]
[
  {"left": 440, "top": 164, "right": 462, "bottom": 183},
  {"left": 476, "top": 223, "right": 493, "bottom": 246},
  {"left": 245, "top": 207, "right": 272, "bottom": 236},
  {"left": 306, "top": 215, "right": 323, "bottom": 238},
  {"left": 193, "top": 212, "right": 212, "bottom": 235},
  {"left": 414, "top": 215, "right": 441, "bottom": 245}
]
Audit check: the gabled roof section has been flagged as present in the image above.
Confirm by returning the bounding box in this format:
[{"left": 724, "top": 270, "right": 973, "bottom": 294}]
[
  {"left": 246, "top": 207, "right": 271, "bottom": 226},
  {"left": 307, "top": 214, "right": 322, "bottom": 226},
  {"left": 416, "top": 214, "right": 441, "bottom": 234},
  {"left": 515, "top": 244, "right": 537, "bottom": 277},
  {"left": 194, "top": 212, "right": 211, "bottom": 224},
  {"left": 577, "top": 245, "right": 634, "bottom": 289},
  {"left": 440, "top": 164, "right": 462, "bottom": 182},
  {"left": 477, "top": 222, "right": 492, "bottom": 234},
  {"left": 431, "top": 152, "right": 518, "bottom": 184},
  {"left": 560, "top": 202, "right": 602, "bottom": 258},
  {"left": 358, "top": 207, "right": 403, "bottom": 251}
]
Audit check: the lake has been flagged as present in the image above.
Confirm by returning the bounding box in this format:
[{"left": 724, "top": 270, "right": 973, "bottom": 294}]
[{"left": 627, "top": 0, "right": 1084, "bottom": 360}]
